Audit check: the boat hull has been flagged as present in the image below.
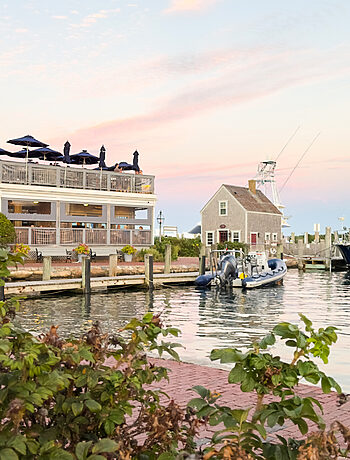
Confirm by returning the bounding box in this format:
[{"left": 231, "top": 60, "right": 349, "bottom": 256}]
[
  {"left": 242, "top": 258, "right": 287, "bottom": 289},
  {"left": 336, "top": 244, "right": 350, "bottom": 267}
]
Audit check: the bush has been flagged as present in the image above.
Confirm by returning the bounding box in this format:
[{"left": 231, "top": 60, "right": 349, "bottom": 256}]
[
  {"left": 135, "top": 247, "right": 164, "bottom": 262},
  {"left": 153, "top": 236, "right": 201, "bottom": 258},
  {"left": 121, "top": 244, "right": 137, "bottom": 255},
  {"left": 0, "top": 213, "right": 16, "bottom": 248},
  {"left": 217, "top": 240, "right": 248, "bottom": 253}
]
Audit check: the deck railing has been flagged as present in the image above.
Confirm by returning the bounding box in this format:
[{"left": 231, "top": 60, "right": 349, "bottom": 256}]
[
  {"left": 15, "top": 227, "right": 152, "bottom": 247},
  {"left": 0, "top": 160, "right": 154, "bottom": 194}
]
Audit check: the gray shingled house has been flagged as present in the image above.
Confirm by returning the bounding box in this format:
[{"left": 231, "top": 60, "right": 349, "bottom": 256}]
[{"left": 201, "top": 180, "right": 282, "bottom": 247}]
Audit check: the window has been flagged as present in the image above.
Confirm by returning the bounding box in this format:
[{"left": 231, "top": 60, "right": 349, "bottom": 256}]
[
  {"left": 8, "top": 200, "right": 51, "bottom": 215},
  {"left": 272, "top": 233, "right": 278, "bottom": 242},
  {"left": 206, "top": 231, "right": 214, "bottom": 246},
  {"left": 65, "top": 203, "right": 102, "bottom": 217},
  {"left": 114, "top": 206, "right": 134, "bottom": 219},
  {"left": 232, "top": 231, "right": 240, "bottom": 242},
  {"left": 265, "top": 232, "right": 271, "bottom": 242},
  {"left": 219, "top": 201, "right": 228, "bottom": 216}
]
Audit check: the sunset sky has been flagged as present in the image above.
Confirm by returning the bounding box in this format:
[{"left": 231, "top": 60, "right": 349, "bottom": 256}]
[{"left": 1, "top": 0, "right": 349, "bottom": 234}]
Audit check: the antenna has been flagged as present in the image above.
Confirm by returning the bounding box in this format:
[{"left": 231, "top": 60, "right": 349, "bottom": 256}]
[
  {"left": 275, "top": 125, "right": 300, "bottom": 161},
  {"left": 279, "top": 132, "right": 321, "bottom": 192}
]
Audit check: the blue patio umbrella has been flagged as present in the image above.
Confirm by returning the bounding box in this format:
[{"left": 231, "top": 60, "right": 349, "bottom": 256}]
[
  {"left": 0, "top": 148, "right": 11, "bottom": 156},
  {"left": 7, "top": 135, "right": 49, "bottom": 180},
  {"left": 70, "top": 149, "right": 99, "bottom": 166},
  {"left": 30, "top": 147, "right": 63, "bottom": 162},
  {"left": 99, "top": 145, "right": 106, "bottom": 168},
  {"left": 63, "top": 141, "right": 71, "bottom": 164},
  {"left": 8, "top": 148, "right": 42, "bottom": 159}
]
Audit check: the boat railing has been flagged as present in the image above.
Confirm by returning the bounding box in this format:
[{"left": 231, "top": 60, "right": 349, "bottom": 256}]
[{"left": 0, "top": 159, "right": 154, "bottom": 194}]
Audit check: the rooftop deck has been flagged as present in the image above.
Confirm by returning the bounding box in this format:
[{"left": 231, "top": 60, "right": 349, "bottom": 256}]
[{"left": 0, "top": 159, "right": 154, "bottom": 194}]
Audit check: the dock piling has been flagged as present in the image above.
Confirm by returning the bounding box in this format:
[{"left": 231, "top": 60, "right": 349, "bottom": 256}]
[
  {"left": 145, "top": 254, "right": 154, "bottom": 290},
  {"left": 325, "top": 226, "right": 332, "bottom": 271},
  {"left": 109, "top": 254, "right": 118, "bottom": 277},
  {"left": 297, "top": 239, "right": 304, "bottom": 270},
  {"left": 82, "top": 256, "right": 91, "bottom": 294},
  {"left": 164, "top": 244, "right": 171, "bottom": 274},
  {"left": 42, "top": 256, "right": 52, "bottom": 281},
  {"left": 199, "top": 255, "right": 206, "bottom": 275}
]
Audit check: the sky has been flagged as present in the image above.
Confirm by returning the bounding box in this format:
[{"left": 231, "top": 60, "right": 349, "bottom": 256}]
[{"left": 1, "top": 0, "right": 349, "bottom": 235}]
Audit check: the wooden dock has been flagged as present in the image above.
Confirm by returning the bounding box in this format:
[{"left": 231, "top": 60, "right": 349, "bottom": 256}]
[
  {"left": 4, "top": 272, "right": 199, "bottom": 296},
  {"left": 301, "top": 257, "right": 346, "bottom": 271}
]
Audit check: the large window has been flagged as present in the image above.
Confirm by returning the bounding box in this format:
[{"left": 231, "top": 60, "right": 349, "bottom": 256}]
[
  {"left": 114, "top": 207, "right": 134, "bottom": 219},
  {"left": 219, "top": 201, "right": 228, "bottom": 216},
  {"left": 65, "top": 203, "right": 102, "bottom": 217},
  {"left": 8, "top": 200, "right": 51, "bottom": 215}
]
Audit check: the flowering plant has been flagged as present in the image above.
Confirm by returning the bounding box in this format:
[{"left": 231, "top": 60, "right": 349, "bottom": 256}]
[
  {"left": 12, "top": 243, "right": 30, "bottom": 256},
  {"left": 121, "top": 245, "right": 137, "bottom": 255},
  {"left": 73, "top": 243, "right": 90, "bottom": 255}
]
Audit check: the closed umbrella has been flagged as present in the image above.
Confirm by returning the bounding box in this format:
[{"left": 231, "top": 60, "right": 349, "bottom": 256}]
[
  {"left": 70, "top": 150, "right": 99, "bottom": 166},
  {"left": 0, "top": 148, "right": 12, "bottom": 156},
  {"left": 99, "top": 145, "right": 106, "bottom": 168},
  {"left": 63, "top": 141, "right": 71, "bottom": 164}
]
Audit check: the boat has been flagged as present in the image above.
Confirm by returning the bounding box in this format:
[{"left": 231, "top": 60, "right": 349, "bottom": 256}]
[
  {"left": 195, "top": 249, "right": 287, "bottom": 289},
  {"left": 335, "top": 231, "right": 350, "bottom": 268}
]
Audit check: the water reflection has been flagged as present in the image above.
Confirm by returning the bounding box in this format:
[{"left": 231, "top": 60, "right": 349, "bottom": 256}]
[{"left": 17, "top": 270, "right": 350, "bottom": 390}]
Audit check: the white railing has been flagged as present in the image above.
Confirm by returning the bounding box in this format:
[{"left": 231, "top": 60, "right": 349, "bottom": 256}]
[
  {"left": 0, "top": 159, "right": 154, "bottom": 194},
  {"left": 15, "top": 227, "right": 152, "bottom": 246}
]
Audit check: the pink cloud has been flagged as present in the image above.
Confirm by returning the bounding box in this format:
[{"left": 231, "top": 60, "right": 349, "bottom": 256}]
[{"left": 164, "top": 0, "right": 220, "bottom": 14}]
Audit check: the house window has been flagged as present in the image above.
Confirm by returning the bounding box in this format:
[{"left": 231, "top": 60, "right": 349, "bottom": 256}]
[
  {"left": 219, "top": 201, "right": 228, "bottom": 216},
  {"left": 206, "top": 231, "right": 214, "bottom": 246},
  {"left": 114, "top": 206, "right": 134, "bottom": 219},
  {"left": 272, "top": 233, "right": 278, "bottom": 242},
  {"left": 265, "top": 232, "right": 271, "bottom": 242},
  {"left": 232, "top": 231, "right": 240, "bottom": 242}
]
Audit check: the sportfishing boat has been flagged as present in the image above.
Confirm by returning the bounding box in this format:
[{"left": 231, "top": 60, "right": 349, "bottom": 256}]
[
  {"left": 335, "top": 231, "right": 350, "bottom": 268},
  {"left": 195, "top": 249, "right": 287, "bottom": 289}
]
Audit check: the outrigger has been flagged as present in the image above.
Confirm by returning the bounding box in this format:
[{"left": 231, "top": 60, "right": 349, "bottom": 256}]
[{"left": 195, "top": 249, "right": 287, "bottom": 289}]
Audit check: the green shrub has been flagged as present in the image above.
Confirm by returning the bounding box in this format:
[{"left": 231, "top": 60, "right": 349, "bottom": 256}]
[
  {"left": 153, "top": 236, "right": 201, "bottom": 258},
  {"left": 135, "top": 247, "right": 164, "bottom": 262},
  {"left": 217, "top": 240, "right": 248, "bottom": 253},
  {"left": 0, "top": 213, "right": 16, "bottom": 248}
]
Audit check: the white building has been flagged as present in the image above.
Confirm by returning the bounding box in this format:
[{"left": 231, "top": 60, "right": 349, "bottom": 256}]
[{"left": 0, "top": 159, "right": 156, "bottom": 254}]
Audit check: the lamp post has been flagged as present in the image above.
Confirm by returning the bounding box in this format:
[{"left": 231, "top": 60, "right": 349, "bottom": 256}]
[{"left": 157, "top": 211, "right": 165, "bottom": 241}]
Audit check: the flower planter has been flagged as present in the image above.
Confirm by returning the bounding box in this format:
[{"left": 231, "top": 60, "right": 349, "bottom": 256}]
[
  {"left": 78, "top": 254, "right": 83, "bottom": 263},
  {"left": 124, "top": 253, "right": 132, "bottom": 262}
]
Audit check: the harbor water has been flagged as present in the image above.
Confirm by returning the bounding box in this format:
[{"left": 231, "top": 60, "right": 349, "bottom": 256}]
[{"left": 17, "top": 269, "right": 350, "bottom": 391}]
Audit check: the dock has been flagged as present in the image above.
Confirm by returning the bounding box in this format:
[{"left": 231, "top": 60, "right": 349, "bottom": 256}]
[{"left": 5, "top": 271, "right": 199, "bottom": 296}]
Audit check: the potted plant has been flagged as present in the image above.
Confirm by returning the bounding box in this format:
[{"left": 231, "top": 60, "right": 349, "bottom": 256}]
[
  {"left": 73, "top": 243, "right": 89, "bottom": 262},
  {"left": 121, "top": 244, "right": 137, "bottom": 262}
]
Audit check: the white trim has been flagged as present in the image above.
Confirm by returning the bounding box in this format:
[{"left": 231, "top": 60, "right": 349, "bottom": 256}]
[
  {"left": 272, "top": 232, "right": 278, "bottom": 242},
  {"left": 200, "top": 185, "right": 226, "bottom": 213},
  {"left": 265, "top": 232, "right": 271, "bottom": 242},
  {"left": 247, "top": 210, "right": 282, "bottom": 217},
  {"left": 218, "top": 200, "right": 228, "bottom": 216},
  {"left": 231, "top": 230, "right": 240, "bottom": 242},
  {"left": 205, "top": 231, "right": 214, "bottom": 246},
  {"left": 245, "top": 212, "right": 248, "bottom": 243}
]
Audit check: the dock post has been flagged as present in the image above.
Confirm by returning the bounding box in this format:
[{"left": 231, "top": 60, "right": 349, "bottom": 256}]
[
  {"left": 164, "top": 244, "right": 171, "bottom": 274},
  {"left": 42, "top": 256, "right": 52, "bottom": 281},
  {"left": 290, "top": 232, "right": 295, "bottom": 243},
  {"left": 199, "top": 245, "right": 206, "bottom": 275},
  {"left": 276, "top": 243, "right": 283, "bottom": 260},
  {"left": 297, "top": 239, "right": 304, "bottom": 270},
  {"left": 109, "top": 254, "right": 118, "bottom": 277},
  {"left": 304, "top": 232, "right": 309, "bottom": 244},
  {"left": 82, "top": 256, "right": 91, "bottom": 294},
  {"left": 325, "top": 226, "right": 332, "bottom": 271},
  {"left": 145, "top": 254, "right": 154, "bottom": 290}
]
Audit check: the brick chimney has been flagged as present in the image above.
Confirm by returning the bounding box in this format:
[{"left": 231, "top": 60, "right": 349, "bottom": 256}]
[{"left": 248, "top": 179, "right": 256, "bottom": 194}]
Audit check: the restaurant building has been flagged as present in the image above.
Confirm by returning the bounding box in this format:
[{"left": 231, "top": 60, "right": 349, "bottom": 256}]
[{"left": 0, "top": 159, "right": 156, "bottom": 255}]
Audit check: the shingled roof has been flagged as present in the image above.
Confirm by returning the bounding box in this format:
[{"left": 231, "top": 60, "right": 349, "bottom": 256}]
[{"left": 223, "top": 184, "right": 282, "bottom": 214}]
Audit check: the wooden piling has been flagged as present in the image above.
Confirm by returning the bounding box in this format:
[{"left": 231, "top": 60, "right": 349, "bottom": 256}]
[
  {"left": 145, "top": 254, "right": 154, "bottom": 289},
  {"left": 82, "top": 256, "right": 91, "bottom": 294},
  {"left": 109, "top": 254, "right": 118, "bottom": 277},
  {"left": 164, "top": 244, "right": 171, "bottom": 274},
  {"left": 199, "top": 255, "right": 206, "bottom": 275},
  {"left": 290, "top": 232, "right": 295, "bottom": 244},
  {"left": 42, "top": 256, "right": 52, "bottom": 281},
  {"left": 304, "top": 232, "right": 309, "bottom": 244},
  {"left": 297, "top": 239, "right": 304, "bottom": 270},
  {"left": 325, "top": 226, "right": 331, "bottom": 270},
  {"left": 276, "top": 243, "right": 283, "bottom": 260}
]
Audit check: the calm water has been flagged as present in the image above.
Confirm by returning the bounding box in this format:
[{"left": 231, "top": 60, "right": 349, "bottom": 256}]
[{"left": 17, "top": 270, "right": 350, "bottom": 390}]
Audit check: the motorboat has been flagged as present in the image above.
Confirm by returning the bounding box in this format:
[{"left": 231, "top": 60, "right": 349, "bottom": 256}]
[{"left": 195, "top": 249, "right": 287, "bottom": 289}]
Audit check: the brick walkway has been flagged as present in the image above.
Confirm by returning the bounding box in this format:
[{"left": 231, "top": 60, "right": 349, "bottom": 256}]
[{"left": 148, "top": 358, "right": 350, "bottom": 443}]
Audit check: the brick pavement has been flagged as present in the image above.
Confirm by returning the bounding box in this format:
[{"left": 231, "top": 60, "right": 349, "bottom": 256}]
[{"left": 148, "top": 358, "right": 350, "bottom": 443}]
